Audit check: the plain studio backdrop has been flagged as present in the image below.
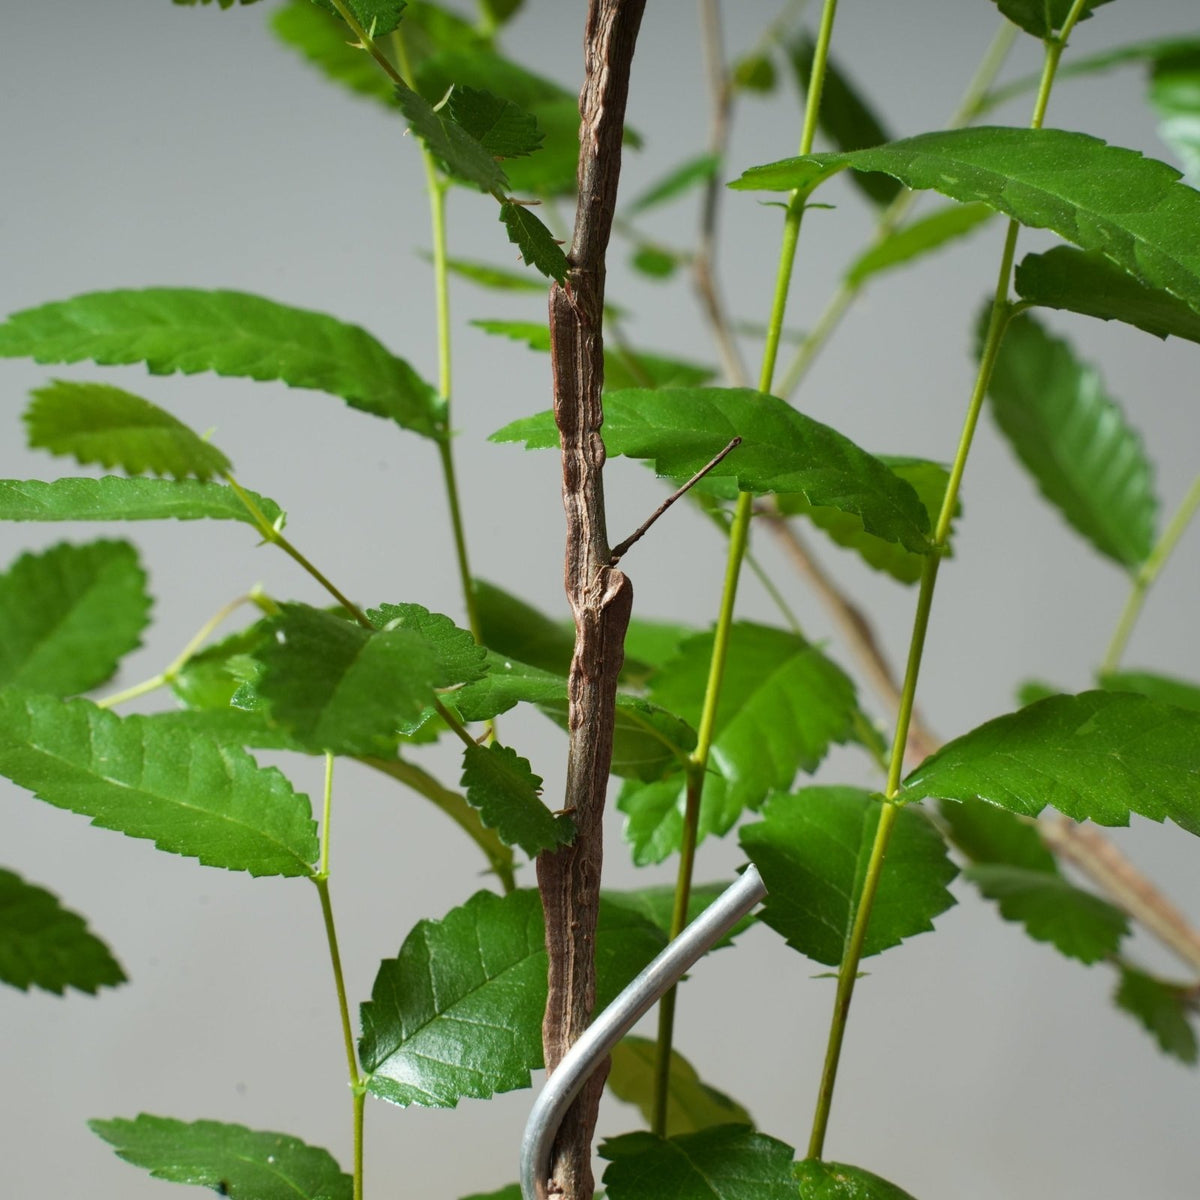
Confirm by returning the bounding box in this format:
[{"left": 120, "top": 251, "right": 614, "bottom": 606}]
[{"left": 2, "top": 2, "right": 1199, "bottom": 1198}]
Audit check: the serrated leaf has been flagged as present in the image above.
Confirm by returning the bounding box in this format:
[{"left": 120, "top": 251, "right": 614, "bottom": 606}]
[
  {"left": 498, "top": 203, "right": 568, "bottom": 284},
  {"left": 903, "top": 690, "right": 1200, "bottom": 836},
  {"left": 965, "top": 864, "right": 1127, "bottom": 964},
  {"left": 460, "top": 741, "right": 572, "bottom": 856},
  {"left": 448, "top": 87, "right": 542, "bottom": 158},
  {"left": 1151, "top": 49, "right": 1200, "bottom": 183},
  {"left": 310, "top": 0, "right": 405, "bottom": 37},
  {"left": 1100, "top": 669, "right": 1200, "bottom": 712},
  {"left": 732, "top": 128, "right": 1200, "bottom": 316},
  {"left": 938, "top": 795, "right": 1055, "bottom": 872},
  {"left": 777, "top": 457, "right": 955, "bottom": 584},
  {"left": 251, "top": 602, "right": 485, "bottom": 755},
  {"left": 0, "top": 540, "right": 150, "bottom": 696},
  {"left": 601, "top": 1126, "right": 797, "bottom": 1200},
  {"left": 474, "top": 578, "right": 575, "bottom": 675},
  {"left": 788, "top": 35, "right": 900, "bottom": 207},
  {"left": 25, "top": 380, "right": 232, "bottom": 480},
  {"left": 439, "top": 256, "right": 548, "bottom": 293},
  {"left": 608, "top": 1036, "right": 752, "bottom": 1137},
  {"left": 986, "top": 311, "right": 1157, "bottom": 568},
  {"left": 846, "top": 202, "right": 995, "bottom": 287},
  {"left": 0, "top": 691, "right": 317, "bottom": 876},
  {"left": 988, "top": 0, "right": 1113, "bottom": 39},
  {"left": 493, "top": 388, "right": 932, "bottom": 553},
  {"left": 794, "top": 1159, "right": 920, "bottom": 1200},
  {"left": 360, "top": 889, "right": 665, "bottom": 1107},
  {"left": 394, "top": 78, "right": 508, "bottom": 192},
  {"left": 89, "top": 1115, "right": 351, "bottom": 1199},
  {"left": 272, "top": 1, "right": 396, "bottom": 107},
  {"left": 739, "top": 787, "right": 957, "bottom": 965},
  {"left": 1014, "top": 246, "right": 1200, "bottom": 343},
  {"left": 600, "top": 881, "right": 754, "bottom": 950},
  {"left": 0, "top": 477, "right": 283, "bottom": 526},
  {"left": 627, "top": 153, "right": 720, "bottom": 215},
  {"left": 0, "top": 867, "right": 125, "bottom": 995},
  {"left": 1114, "top": 964, "right": 1199, "bottom": 1064}
]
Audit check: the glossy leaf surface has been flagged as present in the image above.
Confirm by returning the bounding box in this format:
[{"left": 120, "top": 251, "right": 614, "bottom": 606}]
[
  {"left": 498, "top": 202, "right": 569, "bottom": 284},
  {"left": 794, "top": 1159, "right": 920, "bottom": 1199},
  {"left": 846, "top": 202, "right": 995, "bottom": 286},
  {"left": 89, "top": 1115, "right": 351, "bottom": 1199},
  {"left": 24, "top": 381, "right": 232, "bottom": 480},
  {"left": 0, "top": 477, "right": 282, "bottom": 526},
  {"left": 449, "top": 87, "right": 543, "bottom": 158},
  {"left": 494, "top": 388, "right": 932, "bottom": 553},
  {"left": 394, "top": 79, "right": 507, "bottom": 193},
  {"left": 938, "top": 795, "right": 1055, "bottom": 872},
  {"left": 989, "top": 0, "right": 1112, "bottom": 38},
  {"left": 460, "top": 741, "right": 573, "bottom": 856},
  {"left": 0, "top": 289, "right": 441, "bottom": 437},
  {"left": 474, "top": 578, "right": 575, "bottom": 675},
  {"left": 0, "top": 868, "right": 125, "bottom": 995},
  {"left": 0, "top": 540, "right": 150, "bottom": 696},
  {"left": 601, "top": 1126, "right": 797, "bottom": 1200},
  {"left": 1114, "top": 965, "right": 1199, "bottom": 1063},
  {"left": 739, "top": 787, "right": 957, "bottom": 965},
  {"left": 1100, "top": 669, "right": 1200, "bottom": 712},
  {"left": 1151, "top": 49, "right": 1200, "bottom": 183},
  {"left": 904, "top": 691, "right": 1200, "bottom": 836},
  {"left": 986, "top": 312, "right": 1157, "bottom": 568},
  {"left": 607, "top": 1036, "right": 752, "bottom": 1136},
  {"left": 0, "top": 691, "right": 317, "bottom": 876}
]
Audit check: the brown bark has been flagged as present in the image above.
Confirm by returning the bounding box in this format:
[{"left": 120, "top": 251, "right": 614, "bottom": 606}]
[{"left": 535, "top": 2, "right": 646, "bottom": 1198}]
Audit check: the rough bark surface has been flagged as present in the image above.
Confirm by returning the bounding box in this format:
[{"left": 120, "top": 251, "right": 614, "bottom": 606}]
[{"left": 535, "top": 1, "right": 646, "bottom": 1197}]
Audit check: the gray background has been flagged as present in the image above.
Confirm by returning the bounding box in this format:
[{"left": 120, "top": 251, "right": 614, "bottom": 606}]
[{"left": 3, "top": 2, "right": 1199, "bottom": 1197}]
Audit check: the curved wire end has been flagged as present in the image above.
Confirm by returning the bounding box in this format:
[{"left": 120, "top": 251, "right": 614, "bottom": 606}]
[{"left": 520, "top": 865, "right": 767, "bottom": 1200}]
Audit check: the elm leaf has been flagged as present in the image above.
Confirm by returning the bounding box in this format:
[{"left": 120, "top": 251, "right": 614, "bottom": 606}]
[
  {"left": 394, "top": 79, "right": 508, "bottom": 193},
  {"left": 846, "top": 202, "right": 996, "bottom": 286},
  {"left": 1099, "top": 669, "right": 1200, "bottom": 712},
  {"left": 0, "top": 868, "right": 125, "bottom": 995},
  {"left": 498, "top": 203, "right": 568, "bottom": 284},
  {"left": 1114, "top": 965, "right": 1199, "bottom": 1064},
  {"left": 989, "top": 0, "right": 1113, "bottom": 39},
  {"left": 460, "top": 741, "right": 573, "bottom": 857},
  {"left": 448, "top": 87, "right": 543, "bottom": 158},
  {"left": 794, "top": 1159, "right": 921, "bottom": 1199},
  {"left": 1151, "top": 49, "right": 1200, "bottom": 183},
  {"left": 271, "top": 1, "right": 395, "bottom": 107}
]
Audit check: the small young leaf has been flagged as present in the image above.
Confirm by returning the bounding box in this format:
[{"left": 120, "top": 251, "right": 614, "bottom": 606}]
[
  {"left": 0, "top": 868, "right": 125, "bottom": 995},
  {"left": 739, "top": 787, "right": 957, "bottom": 965},
  {"left": 988, "top": 0, "right": 1113, "bottom": 39},
  {"left": 439, "top": 256, "right": 548, "bottom": 293},
  {"left": 601, "top": 1126, "right": 797, "bottom": 1200},
  {"left": 0, "top": 289, "right": 442, "bottom": 437},
  {"left": 1014, "top": 247, "right": 1200, "bottom": 343},
  {"left": 1100, "top": 669, "right": 1200, "bottom": 712},
  {"left": 89, "top": 1115, "right": 351, "bottom": 1199},
  {"left": 493, "top": 388, "right": 932, "bottom": 553},
  {"left": 1151, "top": 49, "right": 1200, "bottom": 183},
  {"left": 460, "top": 741, "right": 573, "bottom": 857},
  {"left": 965, "top": 864, "right": 1128, "bottom": 964},
  {"left": 903, "top": 691, "right": 1200, "bottom": 836},
  {"left": 733, "top": 54, "right": 777, "bottom": 94},
  {"left": 0, "top": 477, "right": 283, "bottom": 527},
  {"left": 607, "top": 1036, "right": 752, "bottom": 1136},
  {"left": 0, "top": 691, "right": 317, "bottom": 877},
  {"left": 630, "top": 246, "right": 680, "bottom": 280},
  {"left": 394, "top": 79, "right": 508, "bottom": 193},
  {"left": 498, "top": 202, "right": 568, "bottom": 284},
  {"left": 25, "top": 380, "right": 232, "bottom": 480},
  {"left": 846, "top": 202, "right": 995, "bottom": 287},
  {"left": 309, "top": 0, "right": 406, "bottom": 37},
  {"left": 788, "top": 34, "right": 900, "bottom": 206},
  {"left": 272, "top": 1, "right": 396, "bottom": 108},
  {"left": 986, "top": 312, "right": 1157, "bottom": 569},
  {"left": 448, "top": 87, "right": 543, "bottom": 158},
  {"left": 627, "top": 153, "right": 720, "bottom": 215},
  {"left": 1114, "top": 964, "right": 1199, "bottom": 1064},
  {"left": 0, "top": 540, "right": 150, "bottom": 696},
  {"left": 794, "top": 1159, "right": 921, "bottom": 1199}
]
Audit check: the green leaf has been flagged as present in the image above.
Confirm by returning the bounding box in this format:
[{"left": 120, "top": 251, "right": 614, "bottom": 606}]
[
  {"left": 985, "top": 311, "right": 1157, "bottom": 569},
  {"left": 965, "top": 864, "right": 1127, "bottom": 964},
  {"left": 448, "top": 87, "right": 543, "bottom": 158},
  {"left": 739, "top": 787, "right": 957, "bottom": 965},
  {"left": 903, "top": 690, "right": 1200, "bottom": 837},
  {"left": 251, "top": 602, "right": 486, "bottom": 755},
  {"left": 439, "top": 256, "right": 548, "bottom": 293},
  {"left": 600, "top": 880, "right": 755, "bottom": 950},
  {"left": 479, "top": 0, "right": 522, "bottom": 25},
  {"left": 89, "top": 1115, "right": 351, "bottom": 1199},
  {"left": 794, "top": 1159, "right": 920, "bottom": 1200},
  {"left": 733, "top": 53, "right": 777, "bottom": 94},
  {"left": 1014, "top": 246, "right": 1200, "bottom": 343},
  {"left": 777, "top": 457, "right": 955, "bottom": 584},
  {"left": 0, "top": 691, "right": 317, "bottom": 876},
  {"left": 0, "top": 867, "right": 125, "bottom": 995},
  {"left": 310, "top": 0, "right": 406, "bottom": 37},
  {"left": 938, "top": 795, "right": 1055, "bottom": 872},
  {"left": 462, "top": 1188, "right": 521, "bottom": 1200},
  {"left": 601, "top": 1126, "right": 797, "bottom": 1200},
  {"left": 0, "top": 289, "right": 442, "bottom": 437},
  {"left": 788, "top": 35, "right": 900, "bottom": 207},
  {"left": 989, "top": 0, "right": 1113, "bottom": 39},
  {"left": 498, "top": 203, "right": 568, "bottom": 284},
  {"left": 627, "top": 153, "right": 720, "bottom": 215},
  {"left": 272, "top": 1, "right": 396, "bottom": 108},
  {"left": 621, "top": 617, "right": 697, "bottom": 684},
  {"left": 1114, "top": 964, "right": 1199, "bottom": 1064},
  {"left": 493, "top": 388, "right": 932, "bottom": 553},
  {"left": 394, "top": 78, "right": 508, "bottom": 193},
  {"left": 607, "top": 1036, "right": 752, "bottom": 1136},
  {"left": 1100, "top": 669, "right": 1200, "bottom": 712},
  {"left": 1151, "top": 49, "right": 1200, "bottom": 183},
  {"left": 173, "top": 0, "right": 266, "bottom": 8},
  {"left": 25, "top": 380, "right": 233, "bottom": 480},
  {"left": 732, "top": 127, "right": 1200, "bottom": 315},
  {"left": 631, "top": 246, "right": 680, "bottom": 280},
  {"left": 0, "top": 477, "right": 283, "bottom": 527},
  {"left": 474, "top": 578, "right": 575, "bottom": 675},
  {"left": 0, "top": 540, "right": 150, "bottom": 696},
  {"left": 846, "top": 202, "right": 996, "bottom": 287},
  {"left": 360, "top": 889, "right": 665, "bottom": 1107},
  {"left": 460, "top": 741, "right": 573, "bottom": 856}
]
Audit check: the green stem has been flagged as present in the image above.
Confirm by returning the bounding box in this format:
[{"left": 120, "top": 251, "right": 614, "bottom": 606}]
[{"left": 1103, "top": 470, "right": 1200, "bottom": 673}]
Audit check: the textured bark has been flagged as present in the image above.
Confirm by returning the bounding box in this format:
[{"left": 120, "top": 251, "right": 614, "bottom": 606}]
[{"left": 535, "top": 1, "right": 646, "bottom": 1197}]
